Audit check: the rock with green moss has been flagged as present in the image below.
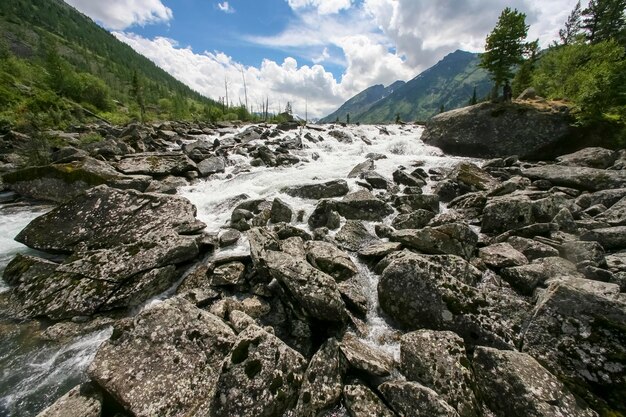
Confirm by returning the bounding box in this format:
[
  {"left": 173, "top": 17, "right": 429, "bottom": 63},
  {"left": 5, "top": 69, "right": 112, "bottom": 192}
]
[
  {"left": 2, "top": 157, "right": 151, "bottom": 202},
  {"left": 522, "top": 282, "right": 626, "bottom": 413},
  {"left": 89, "top": 297, "right": 235, "bottom": 417},
  {"left": 116, "top": 151, "right": 197, "bottom": 177},
  {"left": 4, "top": 186, "right": 201, "bottom": 319},
  {"left": 400, "top": 330, "right": 479, "bottom": 417},
  {"left": 474, "top": 346, "right": 598, "bottom": 417},
  {"left": 209, "top": 324, "right": 306, "bottom": 417},
  {"left": 295, "top": 338, "right": 347, "bottom": 417}
]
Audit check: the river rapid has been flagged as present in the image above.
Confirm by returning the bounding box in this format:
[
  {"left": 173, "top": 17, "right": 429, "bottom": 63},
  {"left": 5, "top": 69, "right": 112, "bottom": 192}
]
[{"left": 0, "top": 123, "right": 474, "bottom": 416}]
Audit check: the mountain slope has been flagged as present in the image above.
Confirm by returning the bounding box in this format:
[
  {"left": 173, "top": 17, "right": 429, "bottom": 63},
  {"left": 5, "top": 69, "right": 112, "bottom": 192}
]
[
  {"left": 322, "top": 50, "right": 492, "bottom": 124},
  {"left": 0, "top": 0, "right": 222, "bottom": 128},
  {"left": 319, "top": 80, "right": 405, "bottom": 123}
]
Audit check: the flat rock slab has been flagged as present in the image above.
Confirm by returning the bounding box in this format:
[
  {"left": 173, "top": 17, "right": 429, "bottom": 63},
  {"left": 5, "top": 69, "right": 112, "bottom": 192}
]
[
  {"left": 89, "top": 298, "right": 236, "bottom": 417},
  {"left": 116, "top": 152, "right": 197, "bottom": 176},
  {"left": 522, "top": 165, "right": 626, "bottom": 192}
]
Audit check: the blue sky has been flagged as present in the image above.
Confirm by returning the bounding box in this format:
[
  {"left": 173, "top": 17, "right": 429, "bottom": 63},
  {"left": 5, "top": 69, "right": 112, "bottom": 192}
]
[{"left": 63, "top": 0, "right": 584, "bottom": 118}]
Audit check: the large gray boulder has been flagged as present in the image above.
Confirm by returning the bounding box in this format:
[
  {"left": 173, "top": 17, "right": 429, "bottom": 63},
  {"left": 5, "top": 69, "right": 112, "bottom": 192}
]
[
  {"left": 304, "top": 240, "right": 358, "bottom": 281},
  {"left": 581, "top": 226, "right": 626, "bottom": 250},
  {"left": 473, "top": 346, "right": 598, "bottom": 417},
  {"left": 5, "top": 186, "right": 201, "bottom": 319},
  {"left": 283, "top": 179, "right": 349, "bottom": 199},
  {"left": 422, "top": 101, "right": 575, "bottom": 159},
  {"left": 390, "top": 223, "right": 478, "bottom": 259},
  {"left": 197, "top": 156, "right": 226, "bottom": 176},
  {"left": 522, "top": 283, "right": 626, "bottom": 412},
  {"left": 335, "top": 190, "right": 394, "bottom": 221},
  {"left": 116, "top": 152, "right": 197, "bottom": 176},
  {"left": 343, "top": 384, "right": 395, "bottom": 417},
  {"left": 523, "top": 165, "right": 626, "bottom": 192},
  {"left": 400, "top": 330, "right": 479, "bottom": 417},
  {"left": 264, "top": 250, "right": 347, "bottom": 322},
  {"left": 88, "top": 298, "right": 236, "bottom": 417},
  {"left": 209, "top": 324, "right": 307, "bottom": 417},
  {"left": 482, "top": 194, "right": 534, "bottom": 234},
  {"left": 379, "top": 381, "right": 459, "bottom": 417},
  {"left": 2, "top": 157, "right": 151, "bottom": 202},
  {"left": 556, "top": 147, "right": 617, "bottom": 169},
  {"left": 35, "top": 383, "right": 102, "bottom": 417}
]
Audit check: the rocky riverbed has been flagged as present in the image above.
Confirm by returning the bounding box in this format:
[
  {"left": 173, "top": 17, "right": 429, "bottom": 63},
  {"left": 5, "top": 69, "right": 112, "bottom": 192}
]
[{"left": 1, "top": 120, "right": 625, "bottom": 417}]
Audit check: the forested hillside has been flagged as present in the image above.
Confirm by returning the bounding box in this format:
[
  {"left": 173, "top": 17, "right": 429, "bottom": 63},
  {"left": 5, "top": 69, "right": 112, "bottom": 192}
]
[{"left": 0, "top": 0, "right": 241, "bottom": 131}]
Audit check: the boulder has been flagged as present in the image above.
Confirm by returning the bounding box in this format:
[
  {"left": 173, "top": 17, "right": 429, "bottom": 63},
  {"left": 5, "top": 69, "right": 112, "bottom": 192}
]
[
  {"left": 343, "top": 384, "right": 395, "bottom": 417},
  {"left": 500, "top": 263, "right": 547, "bottom": 295},
  {"left": 283, "top": 179, "right": 349, "bottom": 199},
  {"left": 357, "top": 241, "right": 402, "bottom": 259},
  {"left": 270, "top": 198, "right": 293, "bottom": 224},
  {"left": 393, "top": 169, "right": 426, "bottom": 187},
  {"left": 210, "top": 262, "right": 246, "bottom": 286},
  {"left": 581, "top": 226, "right": 626, "bottom": 250},
  {"left": 197, "top": 156, "right": 226, "bottom": 176},
  {"left": 422, "top": 101, "right": 575, "bottom": 159},
  {"left": 435, "top": 162, "right": 498, "bottom": 200},
  {"left": 379, "top": 381, "right": 459, "bottom": 417},
  {"left": 335, "top": 190, "right": 394, "bottom": 222},
  {"left": 2, "top": 157, "right": 151, "bottom": 202},
  {"left": 264, "top": 250, "right": 347, "bottom": 322},
  {"left": 390, "top": 223, "right": 478, "bottom": 259},
  {"left": 393, "top": 194, "right": 440, "bottom": 213},
  {"left": 523, "top": 165, "right": 626, "bottom": 192},
  {"left": 304, "top": 240, "right": 358, "bottom": 281},
  {"left": 482, "top": 194, "right": 534, "bottom": 234},
  {"left": 473, "top": 346, "right": 598, "bottom": 417},
  {"left": 339, "top": 333, "right": 394, "bottom": 377},
  {"left": 576, "top": 188, "right": 626, "bottom": 210},
  {"left": 559, "top": 241, "right": 606, "bottom": 267},
  {"left": 209, "top": 324, "right": 307, "bottom": 417},
  {"left": 294, "top": 339, "right": 347, "bottom": 417},
  {"left": 522, "top": 283, "right": 626, "bottom": 412},
  {"left": 596, "top": 196, "right": 626, "bottom": 226},
  {"left": 7, "top": 186, "right": 200, "bottom": 319},
  {"left": 116, "top": 152, "right": 197, "bottom": 176},
  {"left": 35, "top": 383, "right": 102, "bottom": 417},
  {"left": 400, "top": 330, "right": 479, "bottom": 417},
  {"left": 144, "top": 175, "right": 188, "bottom": 194},
  {"left": 478, "top": 243, "right": 528, "bottom": 268},
  {"left": 88, "top": 298, "right": 236, "bottom": 417},
  {"left": 335, "top": 220, "right": 376, "bottom": 251},
  {"left": 556, "top": 147, "right": 617, "bottom": 169},
  {"left": 348, "top": 159, "right": 375, "bottom": 178},
  {"left": 361, "top": 171, "right": 393, "bottom": 190},
  {"left": 507, "top": 236, "right": 560, "bottom": 260}
]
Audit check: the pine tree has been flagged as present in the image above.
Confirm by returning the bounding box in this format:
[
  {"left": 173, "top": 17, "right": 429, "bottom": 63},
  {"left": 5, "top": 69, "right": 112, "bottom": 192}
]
[
  {"left": 480, "top": 8, "right": 529, "bottom": 93},
  {"left": 130, "top": 70, "right": 146, "bottom": 123},
  {"left": 346, "top": 113, "right": 350, "bottom": 124},
  {"left": 560, "top": 1, "right": 584, "bottom": 45},
  {"left": 469, "top": 86, "right": 478, "bottom": 105},
  {"left": 583, "top": 0, "right": 626, "bottom": 44}
]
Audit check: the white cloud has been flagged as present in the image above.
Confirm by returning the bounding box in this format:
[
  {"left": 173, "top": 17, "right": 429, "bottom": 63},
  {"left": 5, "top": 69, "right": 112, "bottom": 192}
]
[
  {"left": 113, "top": 33, "right": 345, "bottom": 117},
  {"left": 64, "top": 0, "right": 172, "bottom": 30},
  {"left": 217, "top": 1, "right": 235, "bottom": 13},
  {"left": 312, "top": 47, "right": 330, "bottom": 64},
  {"left": 287, "top": 0, "right": 353, "bottom": 15}
]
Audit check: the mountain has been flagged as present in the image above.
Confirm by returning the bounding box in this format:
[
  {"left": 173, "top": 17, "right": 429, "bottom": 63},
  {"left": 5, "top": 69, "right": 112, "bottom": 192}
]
[
  {"left": 0, "top": 0, "right": 223, "bottom": 129},
  {"left": 322, "top": 50, "right": 492, "bottom": 124},
  {"left": 319, "top": 80, "right": 405, "bottom": 124}
]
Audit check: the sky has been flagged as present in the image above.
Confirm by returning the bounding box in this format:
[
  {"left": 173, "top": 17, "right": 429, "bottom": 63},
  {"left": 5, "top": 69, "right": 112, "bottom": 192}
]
[{"left": 63, "top": 0, "right": 586, "bottom": 118}]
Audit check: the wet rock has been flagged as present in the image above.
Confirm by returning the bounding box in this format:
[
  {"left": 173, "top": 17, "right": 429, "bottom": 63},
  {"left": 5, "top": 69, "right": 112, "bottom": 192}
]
[
  {"left": 284, "top": 179, "right": 349, "bottom": 199},
  {"left": 507, "top": 236, "right": 559, "bottom": 260},
  {"left": 390, "top": 223, "right": 478, "bottom": 259},
  {"left": 35, "top": 382, "right": 102, "bottom": 417},
  {"left": 308, "top": 199, "right": 337, "bottom": 229},
  {"left": 89, "top": 298, "right": 236, "bottom": 417},
  {"left": 7, "top": 187, "right": 200, "bottom": 319},
  {"left": 304, "top": 240, "right": 358, "bottom": 281},
  {"left": 337, "top": 278, "right": 368, "bottom": 316},
  {"left": 357, "top": 241, "right": 402, "bottom": 259},
  {"left": 219, "top": 228, "right": 241, "bottom": 247},
  {"left": 339, "top": 333, "right": 394, "bottom": 377},
  {"left": 295, "top": 339, "right": 347, "bottom": 417},
  {"left": 556, "top": 147, "right": 617, "bottom": 169},
  {"left": 116, "top": 152, "right": 196, "bottom": 176},
  {"left": 343, "top": 383, "right": 395, "bottom": 417},
  {"left": 379, "top": 380, "right": 459, "bottom": 417},
  {"left": 335, "top": 190, "right": 394, "bottom": 221},
  {"left": 473, "top": 346, "right": 598, "bottom": 417},
  {"left": 209, "top": 324, "right": 306, "bottom": 417},
  {"left": 264, "top": 250, "right": 347, "bottom": 322},
  {"left": 247, "top": 227, "right": 280, "bottom": 278},
  {"left": 335, "top": 220, "right": 376, "bottom": 251},
  {"left": 272, "top": 223, "right": 312, "bottom": 241},
  {"left": 348, "top": 159, "right": 375, "bottom": 178},
  {"left": 270, "top": 198, "right": 293, "bottom": 224},
  {"left": 2, "top": 157, "right": 151, "bottom": 202},
  {"left": 144, "top": 175, "right": 188, "bottom": 194},
  {"left": 522, "top": 165, "right": 626, "bottom": 192},
  {"left": 482, "top": 194, "right": 534, "bottom": 234},
  {"left": 210, "top": 261, "right": 246, "bottom": 286},
  {"left": 400, "top": 330, "right": 479, "bottom": 417},
  {"left": 328, "top": 130, "right": 353, "bottom": 143},
  {"left": 361, "top": 171, "right": 393, "bottom": 190},
  {"left": 197, "top": 156, "right": 226, "bottom": 176},
  {"left": 393, "top": 194, "right": 440, "bottom": 213},
  {"left": 581, "top": 226, "right": 626, "bottom": 250},
  {"left": 522, "top": 283, "right": 626, "bottom": 412},
  {"left": 393, "top": 169, "right": 426, "bottom": 187},
  {"left": 392, "top": 209, "right": 436, "bottom": 230},
  {"left": 478, "top": 243, "right": 528, "bottom": 268}
]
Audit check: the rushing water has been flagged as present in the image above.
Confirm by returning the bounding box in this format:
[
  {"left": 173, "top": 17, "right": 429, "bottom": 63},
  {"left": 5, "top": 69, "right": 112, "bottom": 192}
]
[{"left": 0, "top": 124, "right": 467, "bottom": 416}]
